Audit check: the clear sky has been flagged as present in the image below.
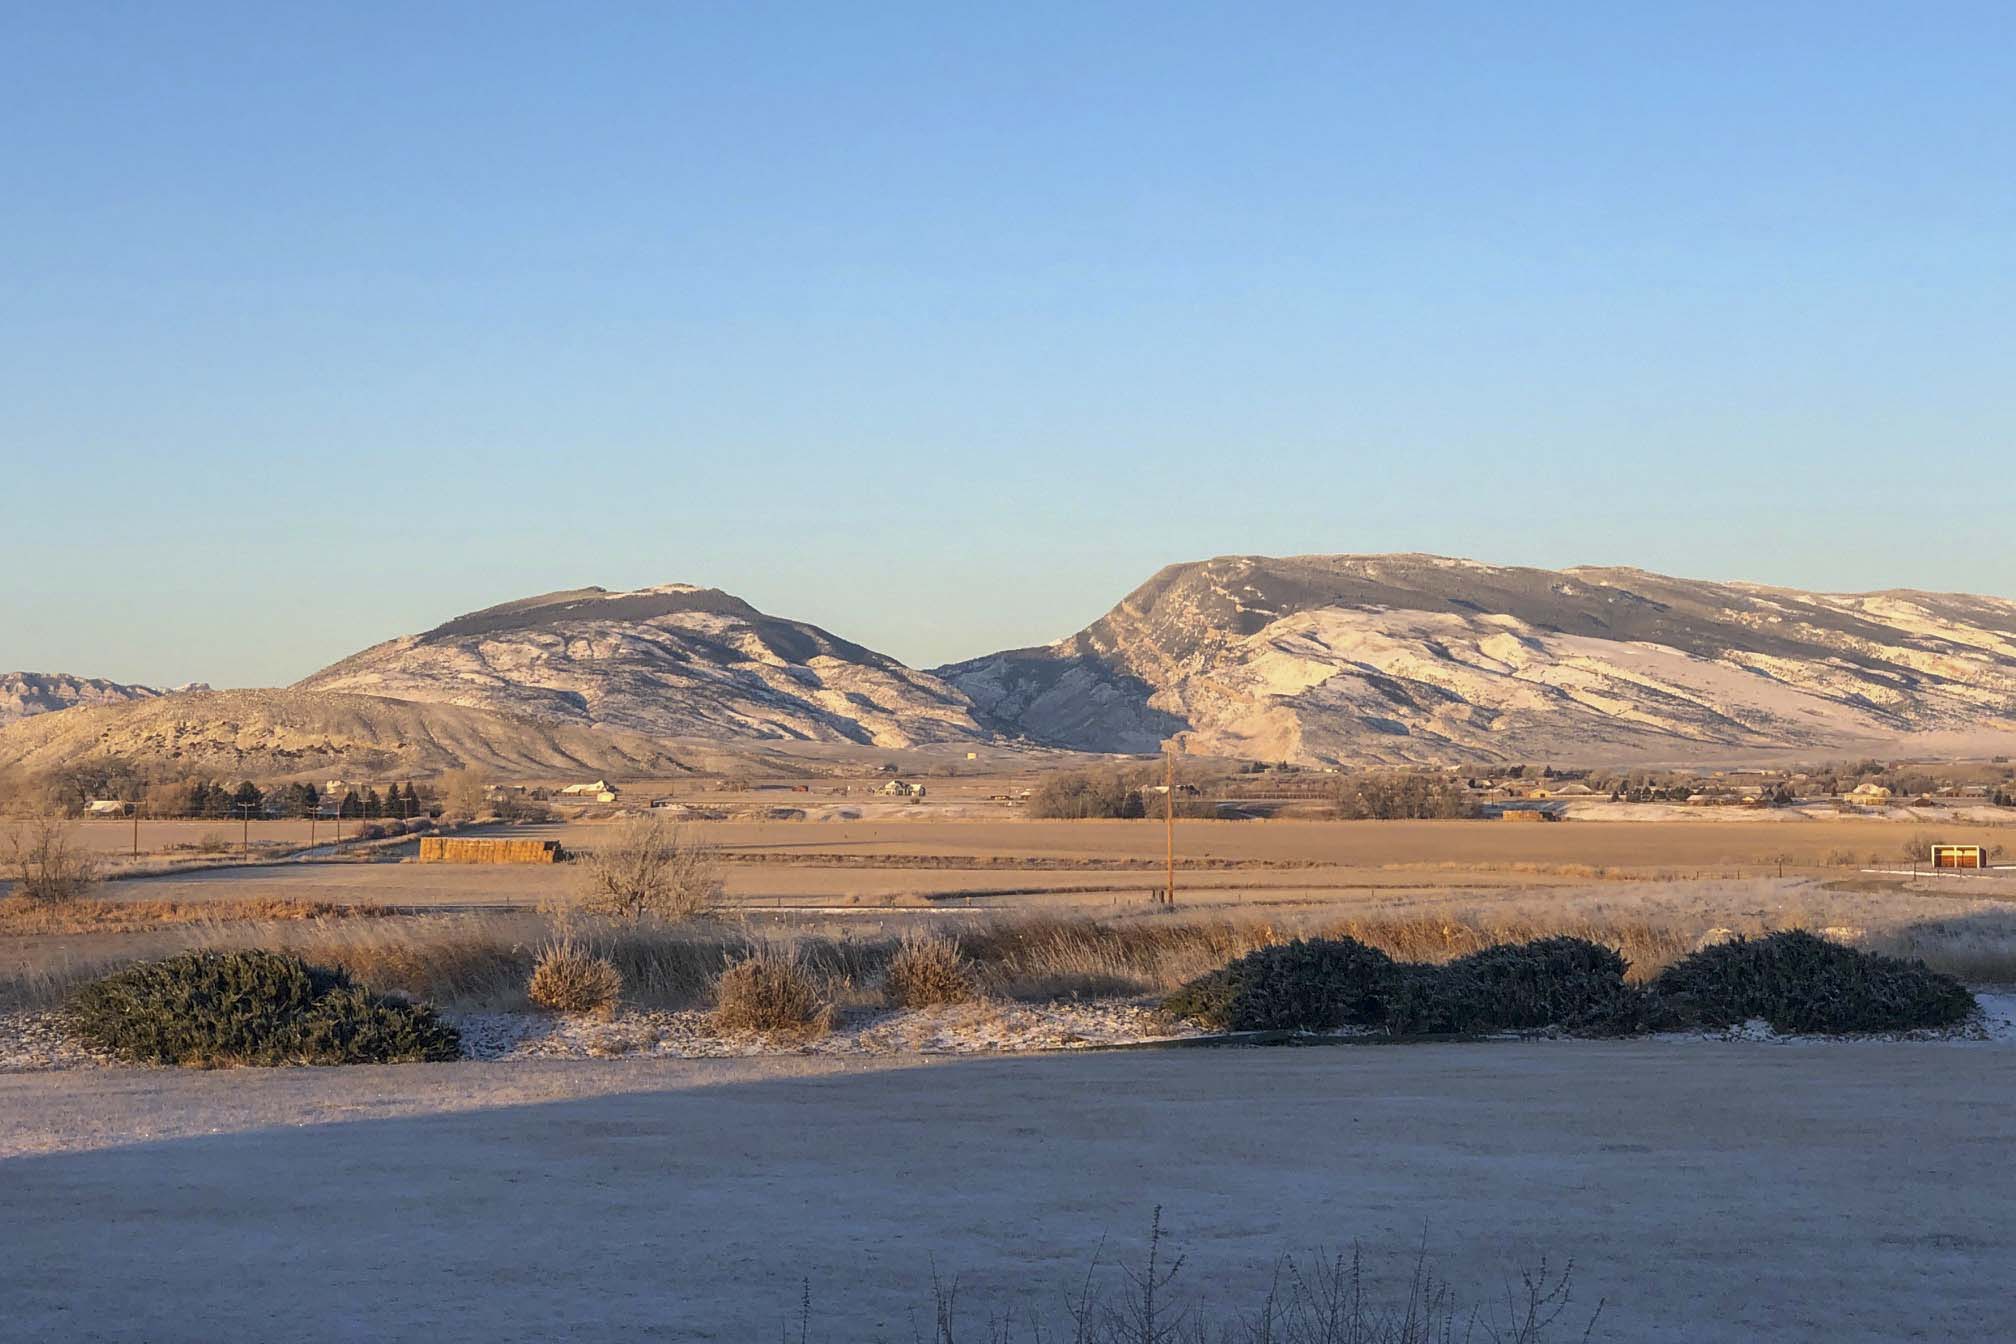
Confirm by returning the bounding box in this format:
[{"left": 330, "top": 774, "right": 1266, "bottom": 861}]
[{"left": 4, "top": 2, "right": 2011, "bottom": 688}]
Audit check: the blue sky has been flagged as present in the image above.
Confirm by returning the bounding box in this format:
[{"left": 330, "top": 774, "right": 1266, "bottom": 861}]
[{"left": 4, "top": 3, "right": 2011, "bottom": 687}]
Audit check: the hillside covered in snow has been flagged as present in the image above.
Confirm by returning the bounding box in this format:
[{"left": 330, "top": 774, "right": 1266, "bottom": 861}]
[{"left": 938, "top": 555, "right": 2016, "bottom": 765}]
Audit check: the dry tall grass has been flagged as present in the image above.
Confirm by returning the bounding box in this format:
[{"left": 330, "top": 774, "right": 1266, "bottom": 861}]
[
  {"left": 8, "top": 901, "right": 2011, "bottom": 1015},
  {"left": 0, "top": 897, "right": 396, "bottom": 936},
  {"left": 806, "top": 1217, "right": 1602, "bottom": 1344}
]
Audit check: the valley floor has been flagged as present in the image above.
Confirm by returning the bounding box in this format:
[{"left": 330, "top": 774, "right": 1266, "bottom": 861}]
[{"left": 3, "top": 1043, "right": 2012, "bottom": 1342}]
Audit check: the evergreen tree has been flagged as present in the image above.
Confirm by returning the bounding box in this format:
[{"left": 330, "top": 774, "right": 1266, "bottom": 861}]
[
  {"left": 232, "top": 781, "right": 265, "bottom": 816},
  {"left": 204, "top": 781, "right": 235, "bottom": 818},
  {"left": 340, "top": 790, "right": 361, "bottom": 819}
]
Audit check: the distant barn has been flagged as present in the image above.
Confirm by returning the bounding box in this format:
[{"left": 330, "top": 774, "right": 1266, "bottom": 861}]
[
  {"left": 417, "top": 837, "right": 564, "bottom": 864},
  {"left": 1930, "top": 844, "right": 1985, "bottom": 870}
]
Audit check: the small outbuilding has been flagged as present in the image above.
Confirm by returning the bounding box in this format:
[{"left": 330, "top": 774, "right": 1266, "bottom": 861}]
[{"left": 1930, "top": 844, "right": 1986, "bottom": 870}]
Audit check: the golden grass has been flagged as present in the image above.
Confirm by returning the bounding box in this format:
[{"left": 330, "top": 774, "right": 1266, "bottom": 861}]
[
  {"left": 6, "top": 898, "right": 2011, "bottom": 1015},
  {"left": 0, "top": 896, "right": 398, "bottom": 935}
]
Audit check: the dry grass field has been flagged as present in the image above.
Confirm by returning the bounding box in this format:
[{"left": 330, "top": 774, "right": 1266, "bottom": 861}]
[{"left": 7, "top": 806, "right": 2014, "bottom": 1013}]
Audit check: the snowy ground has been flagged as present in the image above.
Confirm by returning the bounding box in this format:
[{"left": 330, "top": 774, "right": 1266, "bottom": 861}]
[
  {"left": 4, "top": 1044, "right": 2012, "bottom": 1342},
  {"left": 450, "top": 999, "right": 1197, "bottom": 1060},
  {"left": 8, "top": 992, "right": 2012, "bottom": 1074}
]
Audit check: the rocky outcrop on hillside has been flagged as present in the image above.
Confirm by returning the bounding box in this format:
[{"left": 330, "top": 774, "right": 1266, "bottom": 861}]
[
  {"left": 296, "top": 584, "right": 990, "bottom": 750},
  {"left": 0, "top": 673, "right": 167, "bottom": 727},
  {"left": 938, "top": 554, "right": 2016, "bottom": 765}
]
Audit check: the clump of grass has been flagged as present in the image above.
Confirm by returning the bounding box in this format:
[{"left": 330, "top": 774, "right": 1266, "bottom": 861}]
[
  {"left": 881, "top": 930, "right": 978, "bottom": 1008},
  {"left": 62, "top": 949, "right": 460, "bottom": 1067},
  {"left": 713, "top": 945, "right": 832, "bottom": 1036},
  {"left": 956, "top": 917, "right": 1274, "bottom": 997},
  {"left": 527, "top": 940, "right": 624, "bottom": 1015}
]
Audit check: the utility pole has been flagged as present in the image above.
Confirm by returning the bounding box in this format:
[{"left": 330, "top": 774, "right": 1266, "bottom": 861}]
[
  {"left": 235, "top": 801, "right": 254, "bottom": 861},
  {"left": 131, "top": 803, "right": 140, "bottom": 859},
  {"left": 1164, "top": 747, "right": 1176, "bottom": 905}
]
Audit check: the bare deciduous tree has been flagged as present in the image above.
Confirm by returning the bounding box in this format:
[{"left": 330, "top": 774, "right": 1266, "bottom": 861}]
[
  {"left": 4, "top": 816, "right": 102, "bottom": 904},
  {"left": 573, "top": 813, "right": 722, "bottom": 922},
  {"left": 436, "top": 768, "right": 492, "bottom": 820}
]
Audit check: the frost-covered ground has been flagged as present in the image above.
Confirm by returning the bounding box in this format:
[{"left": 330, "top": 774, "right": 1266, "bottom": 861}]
[
  {"left": 450, "top": 999, "right": 1196, "bottom": 1060},
  {"left": 4, "top": 1043, "right": 2013, "bottom": 1342},
  {"left": 1648, "top": 990, "right": 2016, "bottom": 1045},
  {"left": 8, "top": 993, "right": 2012, "bottom": 1074}
]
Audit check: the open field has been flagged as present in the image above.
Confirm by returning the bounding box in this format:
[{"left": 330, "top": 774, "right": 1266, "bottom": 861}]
[
  {"left": 531, "top": 814, "right": 2016, "bottom": 868},
  {"left": 10, "top": 811, "right": 2016, "bottom": 1014},
  {"left": 4, "top": 1044, "right": 2012, "bottom": 1342},
  {"left": 54, "top": 811, "right": 2016, "bottom": 866},
  {"left": 58, "top": 815, "right": 2016, "bottom": 916}
]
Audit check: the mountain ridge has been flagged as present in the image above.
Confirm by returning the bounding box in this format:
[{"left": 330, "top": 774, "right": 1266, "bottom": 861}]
[
  {"left": 937, "top": 553, "right": 2016, "bottom": 765},
  {"left": 296, "top": 583, "right": 989, "bottom": 749}
]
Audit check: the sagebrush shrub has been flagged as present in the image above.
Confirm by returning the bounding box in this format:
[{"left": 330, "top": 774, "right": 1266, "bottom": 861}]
[
  {"left": 1651, "top": 930, "right": 1975, "bottom": 1034},
  {"left": 713, "top": 947, "right": 831, "bottom": 1035},
  {"left": 528, "top": 942, "right": 624, "bottom": 1014},
  {"left": 1162, "top": 937, "right": 1398, "bottom": 1032},
  {"left": 64, "top": 949, "right": 460, "bottom": 1066},
  {"left": 882, "top": 932, "right": 978, "bottom": 1008}
]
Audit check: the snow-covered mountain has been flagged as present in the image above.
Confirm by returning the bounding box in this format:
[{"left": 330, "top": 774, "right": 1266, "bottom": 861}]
[
  {"left": 937, "top": 555, "right": 2016, "bottom": 765},
  {"left": 0, "top": 689, "right": 687, "bottom": 778},
  {"left": 296, "top": 584, "right": 991, "bottom": 750},
  {"left": 0, "top": 672, "right": 169, "bottom": 727}
]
